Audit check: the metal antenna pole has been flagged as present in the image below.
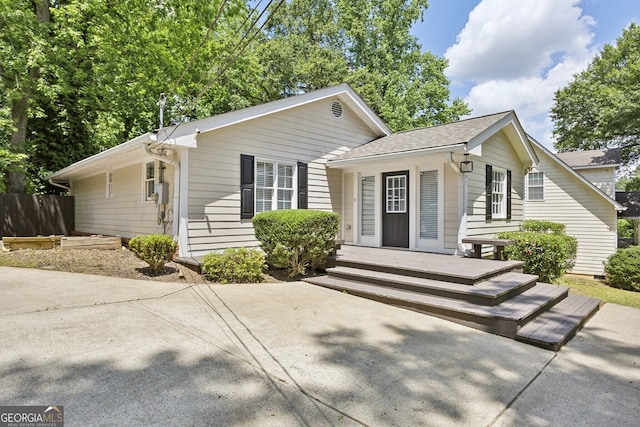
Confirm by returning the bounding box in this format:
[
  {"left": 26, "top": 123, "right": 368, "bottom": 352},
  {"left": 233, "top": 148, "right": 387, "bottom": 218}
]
[{"left": 157, "top": 93, "right": 167, "bottom": 128}]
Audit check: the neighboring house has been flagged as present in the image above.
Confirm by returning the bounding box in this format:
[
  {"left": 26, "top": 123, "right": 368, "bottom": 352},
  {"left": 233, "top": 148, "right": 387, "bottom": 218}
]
[
  {"left": 524, "top": 144, "right": 625, "bottom": 276},
  {"left": 48, "top": 84, "right": 391, "bottom": 258},
  {"left": 615, "top": 191, "right": 640, "bottom": 246},
  {"left": 48, "top": 84, "right": 622, "bottom": 276}
]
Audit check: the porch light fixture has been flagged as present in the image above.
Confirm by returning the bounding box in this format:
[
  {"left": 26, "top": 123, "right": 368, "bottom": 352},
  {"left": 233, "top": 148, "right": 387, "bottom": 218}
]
[{"left": 460, "top": 153, "right": 473, "bottom": 173}]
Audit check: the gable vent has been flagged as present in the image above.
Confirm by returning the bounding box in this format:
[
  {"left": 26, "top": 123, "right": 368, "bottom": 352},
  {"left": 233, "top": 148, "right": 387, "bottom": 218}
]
[{"left": 331, "top": 100, "right": 343, "bottom": 118}]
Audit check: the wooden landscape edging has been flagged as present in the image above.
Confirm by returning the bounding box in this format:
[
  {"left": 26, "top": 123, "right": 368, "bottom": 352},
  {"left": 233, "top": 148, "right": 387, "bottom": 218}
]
[
  {"left": 2, "top": 236, "right": 63, "bottom": 250},
  {"left": 60, "top": 236, "right": 122, "bottom": 250}
]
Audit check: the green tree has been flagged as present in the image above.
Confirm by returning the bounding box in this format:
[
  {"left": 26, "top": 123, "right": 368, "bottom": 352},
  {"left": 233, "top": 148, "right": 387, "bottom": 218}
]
[
  {"left": 1, "top": 0, "right": 265, "bottom": 193},
  {"left": 617, "top": 166, "right": 640, "bottom": 191},
  {"left": 551, "top": 23, "right": 640, "bottom": 163},
  {"left": 0, "top": 0, "right": 50, "bottom": 193},
  {"left": 261, "top": 0, "right": 469, "bottom": 131}
]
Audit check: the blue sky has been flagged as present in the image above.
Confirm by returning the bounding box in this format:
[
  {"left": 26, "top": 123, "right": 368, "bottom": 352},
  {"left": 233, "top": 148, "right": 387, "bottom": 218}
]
[{"left": 412, "top": 0, "right": 640, "bottom": 150}]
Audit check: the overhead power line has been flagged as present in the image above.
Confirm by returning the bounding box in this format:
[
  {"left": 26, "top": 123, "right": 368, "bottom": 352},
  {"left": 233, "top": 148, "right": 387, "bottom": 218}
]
[
  {"left": 191, "top": 0, "right": 285, "bottom": 107},
  {"left": 174, "top": 0, "right": 230, "bottom": 90},
  {"left": 158, "top": 0, "right": 286, "bottom": 144}
]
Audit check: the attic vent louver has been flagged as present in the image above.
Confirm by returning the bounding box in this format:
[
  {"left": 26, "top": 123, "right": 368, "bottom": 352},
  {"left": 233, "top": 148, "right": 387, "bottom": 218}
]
[{"left": 331, "top": 100, "right": 343, "bottom": 118}]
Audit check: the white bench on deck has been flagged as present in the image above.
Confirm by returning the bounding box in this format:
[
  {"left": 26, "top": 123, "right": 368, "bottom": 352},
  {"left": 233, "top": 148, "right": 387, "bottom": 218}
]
[{"left": 462, "top": 237, "right": 514, "bottom": 261}]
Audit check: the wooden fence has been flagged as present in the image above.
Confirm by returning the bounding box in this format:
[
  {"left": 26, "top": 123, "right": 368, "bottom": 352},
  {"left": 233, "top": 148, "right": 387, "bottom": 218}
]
[{"left": 0, "top": 194, "right": 74, "bottom": 237}]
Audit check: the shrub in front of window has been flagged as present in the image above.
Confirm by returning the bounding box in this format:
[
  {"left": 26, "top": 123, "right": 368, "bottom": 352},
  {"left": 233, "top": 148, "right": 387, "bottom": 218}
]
[
  {"left": 129, "top": 234, "right": 177, "bottom": 274},
  {"left": 604, "top": 246, "right": 640, "bottom": 292},
  {"left": 497, "top": 231, "right": 577, "bottom": 283},
  {"left": 201, "top": 247, "right": 267, "bottom": 284},
  {"left": 253, "top": 209, "right": 340, "bottom": 277},
  {"left": 520, "top": 219, "right": 566, "bottom": 234}
]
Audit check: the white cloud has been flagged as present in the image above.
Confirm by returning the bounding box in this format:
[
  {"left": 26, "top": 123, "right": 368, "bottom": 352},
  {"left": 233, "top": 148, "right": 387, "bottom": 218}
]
[{"left": 444, "top": 0, "right": 598, "bottom": 149}]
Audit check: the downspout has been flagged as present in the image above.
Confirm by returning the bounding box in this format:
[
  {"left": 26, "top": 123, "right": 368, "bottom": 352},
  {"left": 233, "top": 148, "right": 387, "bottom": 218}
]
[{"left": 446, "top": 152, "right": 471, "bottom": 256}]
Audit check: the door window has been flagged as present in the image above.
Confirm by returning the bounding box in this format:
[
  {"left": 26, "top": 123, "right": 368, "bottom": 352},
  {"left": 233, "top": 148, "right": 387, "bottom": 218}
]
[{"left": 386, "top": 175, "right": 407, "bottom": 213}]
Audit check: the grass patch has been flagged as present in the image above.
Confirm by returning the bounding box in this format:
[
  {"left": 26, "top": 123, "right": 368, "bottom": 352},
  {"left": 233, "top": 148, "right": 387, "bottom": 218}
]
[{"left": 558, "top": 274, "right": 640, "bottom": 309}]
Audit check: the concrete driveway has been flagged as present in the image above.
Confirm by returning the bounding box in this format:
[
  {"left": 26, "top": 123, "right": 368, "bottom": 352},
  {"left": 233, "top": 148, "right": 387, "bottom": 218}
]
[{"left": 0, "top": 266, "right": 638, "bottom": 426}]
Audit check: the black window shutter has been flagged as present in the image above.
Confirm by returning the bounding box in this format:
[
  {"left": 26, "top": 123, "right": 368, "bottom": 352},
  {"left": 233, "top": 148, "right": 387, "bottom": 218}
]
[
  {"left": 506, "top": 169, "right": 512, "bottom": 220},
  {"left": 485, "top": 164, "right": 493, "bottom": 220},
  {"left": 297, "top": 162, "right": 308, "bottom": 209},
  {"left": 240, "top": 154, "right": 255, "bottom": 219}
]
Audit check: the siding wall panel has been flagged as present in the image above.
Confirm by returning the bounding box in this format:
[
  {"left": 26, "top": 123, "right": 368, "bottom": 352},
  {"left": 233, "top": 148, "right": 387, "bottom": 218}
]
[
  {"left": 526, "top": 147, "right": 617, "bottom": 275},
  {"left": 185, "top": 99, "right": 377, "bottom": 255},
  {"left": 74, "top": 161, "right": 175, "bottom": 238},
  {"left": 465, "top": 131, "right": 524, "bottom": 239}
]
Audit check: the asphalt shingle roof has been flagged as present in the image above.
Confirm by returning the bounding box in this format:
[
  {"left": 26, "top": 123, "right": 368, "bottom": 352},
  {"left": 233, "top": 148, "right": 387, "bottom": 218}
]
[
  {"left": 556, "top": 148, "right": 622, "bottom": 168},
  {"left": 330, "top": 111, "right": 512, "bottom": 161}
]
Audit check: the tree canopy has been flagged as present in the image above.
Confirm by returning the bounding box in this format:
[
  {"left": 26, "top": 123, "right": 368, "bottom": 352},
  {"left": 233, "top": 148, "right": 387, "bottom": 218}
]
[
  {"left": 551, "top": 22, "right": 640, "bottom": 164},
  {"left": 1, "top": 0, "right": 467, "bottom": 193},
  {"left": 261, "top": 0, "right": 469, "bottom": 131}
]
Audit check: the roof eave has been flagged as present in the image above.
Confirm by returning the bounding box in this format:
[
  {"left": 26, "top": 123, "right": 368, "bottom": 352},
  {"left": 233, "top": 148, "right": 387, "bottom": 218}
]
[
  {"left": 468, "top": 112, "right": 538, "bottom": 168},
  {"left": 48, "top": 133, "right": 154, "bottom": 182},
  {"left": 570, "top": 164, "right": 621, "bottom": 170},
  {"left": 327, "top": 143, "right": 466, "bottom": 167},
  {"left": 156, "top": 83, "right": 391, "bottom": 141}
]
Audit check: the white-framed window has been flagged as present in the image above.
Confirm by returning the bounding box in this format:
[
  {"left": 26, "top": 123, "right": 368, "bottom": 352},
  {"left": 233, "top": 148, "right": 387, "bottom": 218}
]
[
  {"left": 492, "top": 168, "right": 507, "bottom": 218},
  {"left": 144, "top": 161, "right": 155, "bottom": 202},
  {"left": 106, "top": 171, "right": 113, "bottom": 199},
  {"left": 256, "top": 159, "right": 295, "bottom": 213},
  {"left": 527, "top": 171, "right": 544, "bottom": 201},
  {"left": 386, "top": 175, "right": 407, "bottom": 213}
]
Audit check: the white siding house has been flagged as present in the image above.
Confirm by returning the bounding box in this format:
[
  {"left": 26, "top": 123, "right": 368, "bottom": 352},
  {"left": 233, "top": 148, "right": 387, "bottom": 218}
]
[
  {"left": 48, "top": 84, "right": 391, "bottom": 258},
  {"left": 524, "top": 142, "right": 624, "bottom": 276},
  {"left": 49, "top": 85, "right": 624, "bottom": 276}
]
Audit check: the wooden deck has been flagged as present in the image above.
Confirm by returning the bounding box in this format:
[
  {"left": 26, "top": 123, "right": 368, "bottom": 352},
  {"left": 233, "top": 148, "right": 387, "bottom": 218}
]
[{"left": 304, "top": 245, "right": 601, "bottom": 351}]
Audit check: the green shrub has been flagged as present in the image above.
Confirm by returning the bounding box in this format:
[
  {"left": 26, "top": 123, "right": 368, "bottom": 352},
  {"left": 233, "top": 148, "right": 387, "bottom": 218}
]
[
  {"left": 618, "top": 219, "right": 634, "bottom": 238},
  {"left": 129, "top": 234, "right": 177, "bottom": 274},
  {"left": 201, "top": 247, "right": 266, "bottom": 284},
  {"left": 604, "top": 246, "right": 640, "bottom": 292},
  {"left": 497, "top": 231, "right": 577, "bottom": 283},
  {"left": 520, "top": 220, "right": 566, "bottom": 234},
  {"left": 253, "top": 209, "right": 340, "bottom": 277}
]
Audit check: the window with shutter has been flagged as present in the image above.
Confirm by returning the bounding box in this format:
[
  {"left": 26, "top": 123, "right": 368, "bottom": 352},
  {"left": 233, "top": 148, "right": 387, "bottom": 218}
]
[
  {"left": 241, "top": 154, "right": 307, "bottom": 218},
  {"left": 486, "top": 164, "right": 511, "bottom": 220}
]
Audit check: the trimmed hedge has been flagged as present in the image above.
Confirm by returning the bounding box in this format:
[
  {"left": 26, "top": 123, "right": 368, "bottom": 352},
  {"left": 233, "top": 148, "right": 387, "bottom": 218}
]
[
  {"left": 201, "top": 247, "right": 266, "bottom": 284},
  {"left": 604, "top": 246, "right": 640, "bottom": 292},
  {"left": 497, "top": 231, "right": 577, "bottom": 283},
  {"left": 129, "top": 234, "right": 177, "bottom": 274},
  {"left": 253, "top": 209, "right": 340, "bottom": 277},
  {"left": 520, "top": 219, "right": 566, "bottom": 234}
]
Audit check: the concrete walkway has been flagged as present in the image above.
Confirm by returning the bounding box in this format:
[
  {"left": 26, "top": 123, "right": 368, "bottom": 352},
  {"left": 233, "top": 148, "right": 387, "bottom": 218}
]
[{"left": 0, "top": 266, "right": 638, "bottom": 426}]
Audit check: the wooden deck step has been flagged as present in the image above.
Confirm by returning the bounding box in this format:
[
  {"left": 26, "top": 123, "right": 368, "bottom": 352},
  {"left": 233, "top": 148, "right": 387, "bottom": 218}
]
[
  {"left": 516, "top": 294, "right": 601, "bottom": 351},
  {"left": 328, "top": 266, "right": 538, "bottom": 306},
  {"left": 336, "top": 246, "right": 523, "bottom": 285},
  {"left": 304, "top": 276, "right": 568, "bottom": 338}
]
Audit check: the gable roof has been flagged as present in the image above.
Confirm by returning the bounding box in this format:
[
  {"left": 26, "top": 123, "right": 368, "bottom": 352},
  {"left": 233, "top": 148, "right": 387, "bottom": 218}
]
[
  {"left": 528, "top": 136, "right": 625, "bottom": 211},
  {"left": 152, "top": 83, "right": 390, "bottom": 146},
  {"left": 616, "top": 192, "right": 640, "bottom": 218},
  {"left": 49, "top": 84, "right": 390, "bottom": 182},
  {"left": 556, "top": 148, "right": 622, "bottom": 169},
  {"left": 328, "top": 110, "right": 538, "bottom": 167}
]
